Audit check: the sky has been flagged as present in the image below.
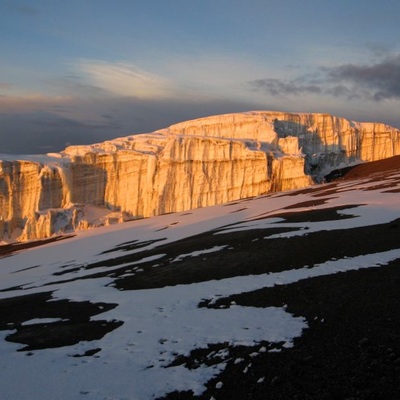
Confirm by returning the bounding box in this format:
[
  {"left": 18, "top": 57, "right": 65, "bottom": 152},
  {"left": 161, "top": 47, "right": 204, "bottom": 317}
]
[{"left": 1, "top": 0, "right": 400, "bottom": 154}]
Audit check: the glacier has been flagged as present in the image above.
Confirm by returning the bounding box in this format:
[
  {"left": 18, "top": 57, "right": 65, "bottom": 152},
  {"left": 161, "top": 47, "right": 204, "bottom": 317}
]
[{"left": 0, "top": 111, "right": 399, "bottom": 243}]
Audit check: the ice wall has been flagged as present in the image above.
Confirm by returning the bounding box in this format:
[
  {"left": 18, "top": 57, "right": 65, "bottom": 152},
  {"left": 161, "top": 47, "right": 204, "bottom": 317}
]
[
  {"left": 1, "top": 111, "right": 399, "bottom": 243},
  {"left": 163, "top": 111, "right": 400, "bottom": 174}
]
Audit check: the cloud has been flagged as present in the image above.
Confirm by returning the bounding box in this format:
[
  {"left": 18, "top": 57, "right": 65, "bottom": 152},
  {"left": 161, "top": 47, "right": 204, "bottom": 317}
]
[
  {"left": 162, "top": 53, "right": 273, "bottom": 100},
  {"left": 0, "top": 94, "right": 72, "bottom": 113},
  {"left": 48, "top": 75, "right": 111, "bottom": 99},
  {"left": 324, "top": 54, "right": 400, "bottom": 101},
  {"left": 249, "top": 78, "right": 322, "bottom": 96},
  {"left": 0, "top": 113, "right": 120, "bottom": 154},
  {"left": 0, "top": 92, "right": 262, "bottom": 154},
  {"left": 248, "top": 53, "right": 400, "bottom": 102},
  {"left": 365, "top": 42, "right": 394, "bottom": 59},
  {"left": 70, "top": 54, "right": 272, "bottom": 104},
  {"left": 75, "top": 60, "right": 173, "bottom": 99},
  {"left": 3, "top": 52, "right": 400, "bottom": 155}
]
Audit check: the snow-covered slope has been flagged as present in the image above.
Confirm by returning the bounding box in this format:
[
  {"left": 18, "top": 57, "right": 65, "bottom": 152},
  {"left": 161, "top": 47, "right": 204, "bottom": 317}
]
[
  {"left": 1, "top": 111, "right": 399, "bottom": 243},
  {"left": 0, "top": 156, "right": 399, "bottom": 399}
]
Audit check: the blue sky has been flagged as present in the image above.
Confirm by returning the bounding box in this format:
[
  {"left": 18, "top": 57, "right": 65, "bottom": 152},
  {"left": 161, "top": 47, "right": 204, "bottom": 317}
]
[{"left": 1, "top": 0, "right": 400, "bottom": 153}]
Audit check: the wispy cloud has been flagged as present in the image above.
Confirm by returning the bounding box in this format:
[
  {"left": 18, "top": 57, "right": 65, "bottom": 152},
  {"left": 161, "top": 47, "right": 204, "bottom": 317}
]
[
  {"left": 75, "top": 60, "right": 173, "bottom": 99},
  {"left": 248, "top": 53, "right": 400, "bottom": 102},
  {"left": 0, "top": 89, "right": 262, "bottom": 154},
  {"left": 72, "top": 55, "right": 273, "bottom": 103},
  {"left": 0, "top": 94, "right": 72, "bottom": 113},
  {"left": 163, "top": 53, "right": 272, "bottom": 99},
  {"left": 249, "top": 78, "right": 322, "bottom": 96},
  {"left": 48, "top": 74, "right": 110, "bottom": 98}
]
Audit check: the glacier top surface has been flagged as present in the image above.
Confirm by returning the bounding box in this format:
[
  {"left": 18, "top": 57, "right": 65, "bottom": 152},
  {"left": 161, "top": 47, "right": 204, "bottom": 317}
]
[{"left": 1, "top": 111, "right": 398, "bottom": 161}]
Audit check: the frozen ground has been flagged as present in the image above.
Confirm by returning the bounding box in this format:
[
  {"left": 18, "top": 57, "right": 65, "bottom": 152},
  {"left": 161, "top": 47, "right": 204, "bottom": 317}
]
[{"left": 0, "top": 158, "right": 400, "bottom": 399}]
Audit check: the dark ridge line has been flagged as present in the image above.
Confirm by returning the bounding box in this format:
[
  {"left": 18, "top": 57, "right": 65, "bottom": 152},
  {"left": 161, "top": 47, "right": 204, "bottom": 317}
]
[{"left": 0, "top": 235, "right": 75, "bottom": 258}]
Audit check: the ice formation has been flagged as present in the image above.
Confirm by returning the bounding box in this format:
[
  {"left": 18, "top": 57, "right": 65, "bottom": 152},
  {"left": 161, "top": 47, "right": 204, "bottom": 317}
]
[{"left": 1, "top": 111, "right": 399, "bottom": 242}]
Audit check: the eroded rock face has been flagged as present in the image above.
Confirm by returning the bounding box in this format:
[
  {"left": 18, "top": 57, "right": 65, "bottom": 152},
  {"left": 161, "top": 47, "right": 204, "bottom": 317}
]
[{"left": 1, "top": 111, "right": 399, "bottom": 242}]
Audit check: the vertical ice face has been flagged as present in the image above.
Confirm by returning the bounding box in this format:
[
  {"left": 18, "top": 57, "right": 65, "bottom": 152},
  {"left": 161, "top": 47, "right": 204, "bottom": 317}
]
[
  {"left": 0, "top": 111, "right": 399, "bottom": 243},
  {"left": 55, "top": 162, "right": 73, "bottom": 207},
  {"left": 269, "top": 112, "right": 400, "bottom": 174},
  {"left": 0, "top": 160, "right": 47, "bottom": 239}
]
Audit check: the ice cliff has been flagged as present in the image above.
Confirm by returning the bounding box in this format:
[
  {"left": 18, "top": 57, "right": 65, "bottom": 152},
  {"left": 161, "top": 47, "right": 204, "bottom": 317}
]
[{"left": 1, "top": 111, "right": 399, "bottom": 243}]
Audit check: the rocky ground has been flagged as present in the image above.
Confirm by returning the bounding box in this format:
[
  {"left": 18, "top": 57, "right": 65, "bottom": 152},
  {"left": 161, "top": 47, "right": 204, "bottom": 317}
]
[{"left": 1, "top": 156, "right": 400, "bottom": 399}]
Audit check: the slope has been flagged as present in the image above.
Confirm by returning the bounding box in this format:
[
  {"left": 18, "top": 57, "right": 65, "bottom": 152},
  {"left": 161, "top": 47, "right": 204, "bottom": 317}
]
[{"left": 0, "top": 156, "right": 399, "bottom": 399}]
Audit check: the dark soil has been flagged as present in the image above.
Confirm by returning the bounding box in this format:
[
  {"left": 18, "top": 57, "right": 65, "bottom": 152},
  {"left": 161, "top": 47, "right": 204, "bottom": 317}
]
[
  {"left": 113, "top": 216, "right": 400, "bottom": 291},
  {"left": 0, "top": 291, "right": 123, "bottom": 351},
  {"left": 0, "top": 235, "right": 74, "bottom": 258},
  {"left": 181, "top": 259, "right": 400, "bottom": 400},
  {"left": 324, "top": 155, "right": 400, "bottom": 182}
]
